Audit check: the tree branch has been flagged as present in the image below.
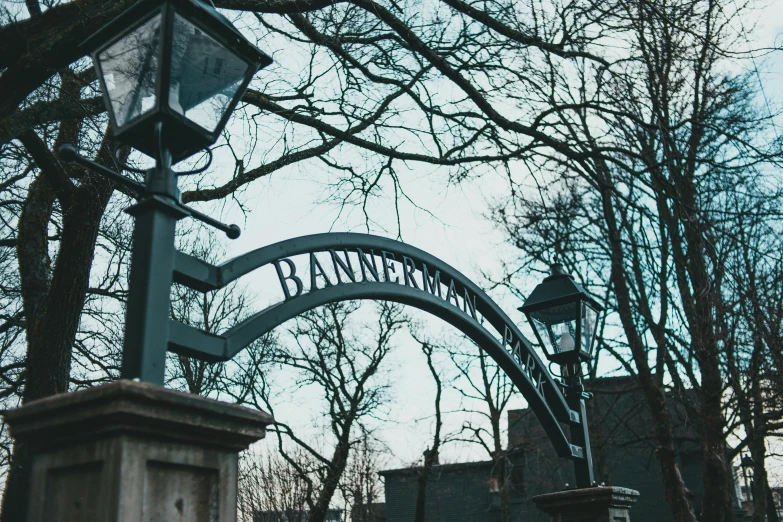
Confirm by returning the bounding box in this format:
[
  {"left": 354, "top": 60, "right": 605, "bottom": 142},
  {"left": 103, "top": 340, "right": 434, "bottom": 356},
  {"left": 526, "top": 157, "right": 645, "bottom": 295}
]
[{"left": 17, "top": 131, "right": 75, "bottom": 207}]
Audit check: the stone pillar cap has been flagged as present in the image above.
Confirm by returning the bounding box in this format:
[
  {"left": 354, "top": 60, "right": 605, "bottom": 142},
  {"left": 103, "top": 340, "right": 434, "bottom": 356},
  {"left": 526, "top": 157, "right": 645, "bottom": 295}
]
[
  {"left": 3, "top": 380, "right": 274, "bottom": 452},
  {"left": 533, "top": 486, "right": 640, "bottom": 514}
]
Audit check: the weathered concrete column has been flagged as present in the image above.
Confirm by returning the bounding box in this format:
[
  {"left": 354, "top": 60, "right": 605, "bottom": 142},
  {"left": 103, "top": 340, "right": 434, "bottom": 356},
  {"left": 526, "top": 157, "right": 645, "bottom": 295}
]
[
  {"left": 533, "top": 486, "right": 640, "bottom": 522},
  {"left": 3, "top": 379, "right": 273, "bottom": 522}
]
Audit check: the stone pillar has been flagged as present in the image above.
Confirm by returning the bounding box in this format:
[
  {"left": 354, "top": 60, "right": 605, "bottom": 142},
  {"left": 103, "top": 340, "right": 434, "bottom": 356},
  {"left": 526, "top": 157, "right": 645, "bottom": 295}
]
[
  {"left": 3, "top": 379, "right": 273, "bottom": 522},
  {"left": 533, "top": 486, "right": 640, "bottom": 522}
]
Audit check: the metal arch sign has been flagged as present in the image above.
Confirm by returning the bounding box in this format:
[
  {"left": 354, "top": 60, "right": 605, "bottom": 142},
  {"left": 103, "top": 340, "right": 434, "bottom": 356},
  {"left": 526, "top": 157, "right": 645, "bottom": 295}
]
[{"left": 169, "top": 232, "right": 585, "bottom": 461}]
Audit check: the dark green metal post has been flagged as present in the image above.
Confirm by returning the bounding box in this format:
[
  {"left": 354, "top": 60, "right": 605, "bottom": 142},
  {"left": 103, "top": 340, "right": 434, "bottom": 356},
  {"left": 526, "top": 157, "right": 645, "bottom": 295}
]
[
  {"left": 121, "top": 148, "right": 187, "bottom": 383},
  {"left": 564, "top": 363, "right": 595, "bottom": 488}
]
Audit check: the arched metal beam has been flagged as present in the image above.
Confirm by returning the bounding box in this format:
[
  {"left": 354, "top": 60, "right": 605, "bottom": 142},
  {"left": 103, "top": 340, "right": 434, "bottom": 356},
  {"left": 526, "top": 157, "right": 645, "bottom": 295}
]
[
  {"left": 173, "top": 233, "right": 571, "bottom": 418},
  {"left": 170, "top": 232, "right": 583, "bottom": 460},
  {"left": 170, "top": 283, "right": 581, "bottom": 460}
]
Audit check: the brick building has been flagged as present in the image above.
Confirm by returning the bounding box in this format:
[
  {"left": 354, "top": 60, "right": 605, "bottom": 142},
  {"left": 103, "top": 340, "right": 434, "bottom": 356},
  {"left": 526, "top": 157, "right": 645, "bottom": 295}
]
[{"left": 376, "top": 376, "right": 743, "bottom": 521}]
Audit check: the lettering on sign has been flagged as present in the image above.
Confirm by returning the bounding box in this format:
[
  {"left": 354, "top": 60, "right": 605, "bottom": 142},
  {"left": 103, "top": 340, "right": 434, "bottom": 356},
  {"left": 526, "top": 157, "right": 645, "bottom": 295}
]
[
  {"left": 271, "top": 247, "right": 547, "bottom": 399},
  {"left": 272, "top": 249, "right": 479, "bottom": 319}
]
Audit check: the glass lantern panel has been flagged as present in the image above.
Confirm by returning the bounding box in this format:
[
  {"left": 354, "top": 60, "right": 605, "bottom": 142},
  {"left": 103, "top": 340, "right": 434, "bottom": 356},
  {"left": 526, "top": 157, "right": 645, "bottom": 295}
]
[
  {"left": 97, "top": 14, "right": 162, "bottom": 127},
  {"left": 530, "top": 302, "right": 578, "bottom": 355},
  {"left": 581, "top": 302, "right": 599, "bottom": 355},
  {"left": 169, "top": 14, "right": 249, "bottom": 132}
]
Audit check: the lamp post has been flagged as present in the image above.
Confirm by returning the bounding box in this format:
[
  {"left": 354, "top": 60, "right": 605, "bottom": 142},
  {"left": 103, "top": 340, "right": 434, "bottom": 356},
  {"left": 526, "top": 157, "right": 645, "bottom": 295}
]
[
  {"left": 519, "top": 262, "right": 604, "bottom": 488},
  {"left": 58, "top": 0, "right": 272, "bottom": 383},
  {"left": 3, "top": 9, "right": 275, "bottom": 521}
]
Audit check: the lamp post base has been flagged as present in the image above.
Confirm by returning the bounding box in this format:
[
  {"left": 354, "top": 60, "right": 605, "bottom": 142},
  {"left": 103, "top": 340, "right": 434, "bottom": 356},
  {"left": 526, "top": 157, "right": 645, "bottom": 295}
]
[
  {"left": 533, "top": 486, "right": 640, "bottom": 522},
  {"left": 3, "top": 380, "right": 273, "bottom": 522}
]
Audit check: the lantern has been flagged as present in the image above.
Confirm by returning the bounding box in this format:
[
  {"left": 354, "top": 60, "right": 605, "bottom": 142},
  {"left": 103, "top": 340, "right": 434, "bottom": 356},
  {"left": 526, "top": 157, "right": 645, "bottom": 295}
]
[
  {"left": 519, "top": 263, "right": 603, "bottom": 364},
  {"left": 84, "top": 0, "right": 272, "bottom": 163}
]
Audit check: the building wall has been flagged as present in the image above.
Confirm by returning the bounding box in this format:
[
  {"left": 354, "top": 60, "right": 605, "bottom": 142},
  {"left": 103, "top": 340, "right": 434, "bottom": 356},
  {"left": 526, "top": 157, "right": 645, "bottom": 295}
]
[
  {"left": 506, "top": 377, "right": 707, "bottom": 521},
  {"left": 381, "top": 463, "right": 504, "bottom": 522},
  {"left": 380, "top": 377, "right": 731, "bottom": 522}
]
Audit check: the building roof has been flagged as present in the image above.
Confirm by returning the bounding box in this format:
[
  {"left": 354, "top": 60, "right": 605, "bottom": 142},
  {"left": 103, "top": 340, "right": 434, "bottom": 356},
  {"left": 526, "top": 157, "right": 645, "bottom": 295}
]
[{"left": 379, "top": 460, "right": 494, "bottom": 477}]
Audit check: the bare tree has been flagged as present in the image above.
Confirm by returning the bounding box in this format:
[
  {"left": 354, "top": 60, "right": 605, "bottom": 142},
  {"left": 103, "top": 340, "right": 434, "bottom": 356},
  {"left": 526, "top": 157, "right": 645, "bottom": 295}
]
[
  {"left": 492, "top": 12, "right": 780, "bottom": 521},
  {"left": 718, "top": 193, "right": 783, "bottom": 522},
  {"left": 238, "top": 448, "right": 315, "bottom": 522},
  {"left": 0, "top": 241, "right": 23, "bottom": 483},
  {"left": 253, "top": 302, "right": 407, "bottom": 522},
  {"left": 438, "top": 334, "right": 517, "bottom": 522}
]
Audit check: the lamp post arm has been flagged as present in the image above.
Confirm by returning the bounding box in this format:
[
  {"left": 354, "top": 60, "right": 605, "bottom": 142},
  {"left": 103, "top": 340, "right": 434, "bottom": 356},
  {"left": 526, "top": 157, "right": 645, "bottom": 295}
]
[
  {"left": 57, "top": 144, "right": 144, "bottom": 197},
  {"left": 58, "top": 144, "right": 240, "bottom": 239},
  {"left": 178, "top": 203, "right": 241, "bottom": 239}
]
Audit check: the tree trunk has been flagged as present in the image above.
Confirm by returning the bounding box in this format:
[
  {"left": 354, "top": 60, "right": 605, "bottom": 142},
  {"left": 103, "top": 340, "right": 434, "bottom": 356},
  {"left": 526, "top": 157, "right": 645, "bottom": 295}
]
[
  {"left": 2, "top": 170, "right": 56, "bottom": 522},
  {"left": 414, "top": 448, "right": 439, "bottom": 522},
  {"left": 489, "top": 409, "right": 511, "bottom": 522},
  {"left": 671, "top": 165, "right": 733, "bottom": 522},
  {"left": 750, "top": 362, "right": 768, "bottom": 522},
  {"left": 414, "top": 343, "right": 442, "bottom": 522},
  {"left": 2, "top": 137, "right": 116, "bottom": 522},
  {"left": 496, "top": 452, "right": 511, "bottom": 522},
  {"left": 309, "top": 438, "right": 351, "bottom": 522},
  {"left": 600, "top": 185, "right": 697, "bottom": 522},
  {"left": 22, "top": 145, "right": 114, "bottom": 402},
  {"left": 698, "top": 356, "right": 734, "bottom": 522}
]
